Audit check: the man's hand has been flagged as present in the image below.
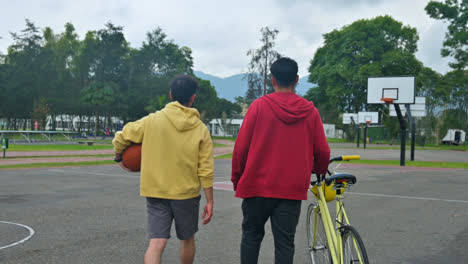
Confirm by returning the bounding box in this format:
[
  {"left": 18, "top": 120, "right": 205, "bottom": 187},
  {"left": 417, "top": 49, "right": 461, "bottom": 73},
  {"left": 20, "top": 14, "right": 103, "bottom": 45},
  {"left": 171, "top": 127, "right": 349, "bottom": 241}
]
[
  {"left": 114, "top": 153, "right": 123, "bottom": 162},
  {"left": 202, "top": 201, "right": 213, "bottom": 225},
  {"left": 115, "top": 152, "right": 132, "bottom": 172},
  {"left": 202, "top": 187, "right": 214, "bottom": 225}
]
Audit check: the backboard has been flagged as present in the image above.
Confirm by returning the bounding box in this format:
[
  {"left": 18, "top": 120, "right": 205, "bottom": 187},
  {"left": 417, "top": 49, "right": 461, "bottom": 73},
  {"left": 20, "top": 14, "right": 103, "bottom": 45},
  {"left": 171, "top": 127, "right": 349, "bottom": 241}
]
[
  {"left": 390, "top": 97, "right": 426, "bottom": 117},
  {"left": 358, "top": 112, "right": 379, "bottom": 124},
  {"left": 368, "top": 76, "right": 415, "bottom": 104},
  {"left": 343, "top": 113, "right": 359, "bottom": 124}
]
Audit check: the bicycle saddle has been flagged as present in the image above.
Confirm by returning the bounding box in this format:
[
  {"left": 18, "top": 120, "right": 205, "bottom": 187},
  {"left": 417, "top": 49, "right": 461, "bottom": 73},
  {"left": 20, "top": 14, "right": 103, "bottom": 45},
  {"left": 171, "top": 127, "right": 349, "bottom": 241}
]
[{"left": 325, "top": 173, "right": 357, "bottom": 186}]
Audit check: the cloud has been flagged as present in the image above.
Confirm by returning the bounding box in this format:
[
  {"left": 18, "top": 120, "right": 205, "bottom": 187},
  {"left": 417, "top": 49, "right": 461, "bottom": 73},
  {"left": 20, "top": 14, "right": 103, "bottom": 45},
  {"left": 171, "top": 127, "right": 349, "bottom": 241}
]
[{"left": 0, "top": 0, "right": 452, "bottom": 77}]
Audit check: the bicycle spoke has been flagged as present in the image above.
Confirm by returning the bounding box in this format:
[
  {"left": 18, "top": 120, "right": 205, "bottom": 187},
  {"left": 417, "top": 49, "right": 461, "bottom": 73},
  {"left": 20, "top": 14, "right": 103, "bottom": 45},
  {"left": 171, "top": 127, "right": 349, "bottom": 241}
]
[{"left": 307, "top": 204, "right": 332, "bottom": 263}]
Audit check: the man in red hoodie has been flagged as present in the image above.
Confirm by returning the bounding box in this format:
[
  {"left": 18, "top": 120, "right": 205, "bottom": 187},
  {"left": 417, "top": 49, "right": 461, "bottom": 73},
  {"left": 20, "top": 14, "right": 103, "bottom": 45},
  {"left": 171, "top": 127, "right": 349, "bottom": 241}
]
[{"left": 232, "top": 57, "right": 330, "bottom": 264}]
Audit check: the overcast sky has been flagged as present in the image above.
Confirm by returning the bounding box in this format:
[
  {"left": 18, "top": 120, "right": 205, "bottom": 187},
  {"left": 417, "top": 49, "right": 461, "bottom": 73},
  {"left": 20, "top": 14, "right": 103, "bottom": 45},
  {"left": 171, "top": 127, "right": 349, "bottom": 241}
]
[{"left": 0, "top": 0, "right": 453, "bottom": 78}]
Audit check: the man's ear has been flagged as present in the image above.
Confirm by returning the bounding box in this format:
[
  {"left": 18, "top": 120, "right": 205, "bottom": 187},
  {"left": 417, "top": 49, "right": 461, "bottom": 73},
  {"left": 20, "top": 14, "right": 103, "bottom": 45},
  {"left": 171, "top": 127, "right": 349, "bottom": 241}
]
[
  {"left": 272, "top": 76, "right": 280, "bottom": 92},
  {"left": 189, "top": 94, "right": 196, "bottom": 106},
  {"left": 271, "top": 76, "right": 277, "bottom": 87},
  {"left": 169, "top": 91, "right": 173, "bottom": 101},
  {"left": 295, "top": 75, "right": 299, "bottom": 84}
]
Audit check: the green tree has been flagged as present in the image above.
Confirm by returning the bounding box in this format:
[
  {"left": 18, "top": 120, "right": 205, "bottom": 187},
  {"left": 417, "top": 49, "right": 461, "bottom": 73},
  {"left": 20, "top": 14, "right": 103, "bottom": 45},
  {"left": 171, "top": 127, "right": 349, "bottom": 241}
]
[
  {"left": 81, "top": 81, "right": 117, "bottom": 136},
  {"left": 441, "top": 69, "right": 468, "bottom": 134},
  {"left": 195, "top": 78, "right": 219, "bottom": 124},
  {"left": 6, "top": 19, "right": 44, "bottom": 128},
  {"left": 144, "top": 95, "right": 169, "bottom": 113},
  {"left": 425, "top": 0, "right": 468, "bottom": 70},
  {"left": 0, "top": 21, "right": 226, "bottom": 135},
  {"left": 245, "top": 27, "right": 281, "bottom": 103},
  {"left": 53, "top": 23, "right": 81, "bottom": 121},
  {"left": 73, "top": 23, "right": 129, "bottom": 131},
  {"left": 308, "top": 15, "right": 423, "bottom": 117},
  {"left": 122, "top": 28, "right": 194, "bottom": 121}
]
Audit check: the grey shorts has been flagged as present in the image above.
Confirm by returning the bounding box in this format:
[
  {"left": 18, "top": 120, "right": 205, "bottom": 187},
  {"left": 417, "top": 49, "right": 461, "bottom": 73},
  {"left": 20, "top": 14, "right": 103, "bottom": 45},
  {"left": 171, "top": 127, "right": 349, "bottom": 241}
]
[{"left": 146, "top": 195, "right": 201, "bottom": 240}]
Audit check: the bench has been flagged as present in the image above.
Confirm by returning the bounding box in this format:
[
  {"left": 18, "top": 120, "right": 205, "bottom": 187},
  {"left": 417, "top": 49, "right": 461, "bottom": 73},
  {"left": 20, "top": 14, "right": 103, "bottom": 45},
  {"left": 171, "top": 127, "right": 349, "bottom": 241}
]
[{"left": 78, "top": 141, "right": 94, "bottom": 146}]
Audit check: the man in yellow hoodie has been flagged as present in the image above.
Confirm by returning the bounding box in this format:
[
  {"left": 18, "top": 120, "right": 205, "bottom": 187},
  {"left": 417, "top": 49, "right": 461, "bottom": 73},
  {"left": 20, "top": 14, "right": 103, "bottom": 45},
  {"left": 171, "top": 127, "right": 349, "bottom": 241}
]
[{"left": 113, "top": 75, "right": 214, "bottom": 264}]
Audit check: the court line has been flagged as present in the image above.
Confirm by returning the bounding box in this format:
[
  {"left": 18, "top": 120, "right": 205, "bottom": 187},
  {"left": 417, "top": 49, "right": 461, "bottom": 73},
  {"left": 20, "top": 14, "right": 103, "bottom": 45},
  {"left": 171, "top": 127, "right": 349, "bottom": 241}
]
[
  {"left": 347, "top": 192, "right": 468, "bottom": 204},
  {"left": 0, "top": 221, "right": 35, "bottom": 250}
]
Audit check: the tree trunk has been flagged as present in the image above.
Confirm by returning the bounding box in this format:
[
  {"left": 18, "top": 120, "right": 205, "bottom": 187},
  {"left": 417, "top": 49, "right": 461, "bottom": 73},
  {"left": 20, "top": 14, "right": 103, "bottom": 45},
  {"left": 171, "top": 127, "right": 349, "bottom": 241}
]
[
  {"left": 77, "top": 115, "right": 82, "bottom": 134},
  {"left": 87, "top": 115, "right": 91, "bottom": 133},
  {"left": 52, "top": 114, "right": 56, "bottom": 131},
  {"left": 94, "top": 105, "right": 99, "bottom": 138}
]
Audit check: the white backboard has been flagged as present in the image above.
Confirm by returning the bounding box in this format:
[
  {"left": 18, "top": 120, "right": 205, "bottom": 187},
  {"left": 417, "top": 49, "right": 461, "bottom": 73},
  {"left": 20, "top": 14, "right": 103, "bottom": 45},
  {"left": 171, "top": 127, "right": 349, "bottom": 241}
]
[
  {"left": 358, "top": 112, "right": 379, "bottom": 124},
  {"left": 343, "top": 113, "right": 359, "bottom": 124},
  {"left": 390, "top": 97, "right": 426, "bottom": 117},
  {"left": 368, "top": 76, "right": 415, "bottom": 104}
]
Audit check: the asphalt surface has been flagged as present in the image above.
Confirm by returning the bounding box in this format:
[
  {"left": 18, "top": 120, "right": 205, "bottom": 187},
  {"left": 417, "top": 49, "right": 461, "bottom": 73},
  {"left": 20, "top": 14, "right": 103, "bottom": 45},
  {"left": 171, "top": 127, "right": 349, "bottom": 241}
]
[{"left": 1, "top": 160, "right": 467, "bottom": 263}]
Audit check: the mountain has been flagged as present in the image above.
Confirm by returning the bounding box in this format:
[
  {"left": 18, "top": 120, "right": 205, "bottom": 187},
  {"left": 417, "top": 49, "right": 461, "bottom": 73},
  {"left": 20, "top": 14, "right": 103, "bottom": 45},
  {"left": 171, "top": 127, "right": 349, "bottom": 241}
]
[{"left": 194, "top": 71, "right": 316, "bottom": 102}]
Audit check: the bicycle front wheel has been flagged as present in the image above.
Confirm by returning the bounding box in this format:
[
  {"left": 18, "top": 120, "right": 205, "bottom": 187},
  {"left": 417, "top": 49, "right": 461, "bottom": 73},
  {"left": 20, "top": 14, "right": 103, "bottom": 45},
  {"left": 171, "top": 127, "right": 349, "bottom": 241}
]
[
  {"left": 306, "top": 203, "right": 332, "bottom": 264},
  {"left": 342, "top": 226, "right": 369, "bottom": 264}
]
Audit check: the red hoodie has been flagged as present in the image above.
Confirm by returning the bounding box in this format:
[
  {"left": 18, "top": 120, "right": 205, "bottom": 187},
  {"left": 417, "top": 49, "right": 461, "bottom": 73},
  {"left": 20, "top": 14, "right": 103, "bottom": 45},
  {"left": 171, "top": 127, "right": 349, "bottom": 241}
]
[{"left": 231, "top": 92, "right": 330, "bottom": 200}]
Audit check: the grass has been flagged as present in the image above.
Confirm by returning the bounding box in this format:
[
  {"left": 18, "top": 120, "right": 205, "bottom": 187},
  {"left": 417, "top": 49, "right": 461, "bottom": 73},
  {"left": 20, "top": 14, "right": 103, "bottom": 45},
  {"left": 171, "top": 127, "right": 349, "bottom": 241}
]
[
  {"left": 215, "top": 153, "right": 467, "bottom": 169},
  {"left": 215, "top": 153, "right": 233, "bottom": 159},
  {"left": 212, "top": 136, "right": 236, "bottom": 142},
  {"left": 213, "top": 142, "right": 228, "bottom": 148},
  {"left": 347, "top": 159, "right": 467, "bottom": 169},
  {"left": 326, "top": 138, "right": 349, "bottom": 143},
  {"left": 6, "top": 144, "right": 113, "bottom": 151},
  {"left": 4, "top": 154, "right": 113, "bottom": 159},
  {"left": 0, "top": 160, "right": 116, "bottom": 169},
  {"left": 420, "top": 144, "right": 467, "bottom": 151},
  {"left": 330, "top": 145, "right": 467, "bottom": 151}
]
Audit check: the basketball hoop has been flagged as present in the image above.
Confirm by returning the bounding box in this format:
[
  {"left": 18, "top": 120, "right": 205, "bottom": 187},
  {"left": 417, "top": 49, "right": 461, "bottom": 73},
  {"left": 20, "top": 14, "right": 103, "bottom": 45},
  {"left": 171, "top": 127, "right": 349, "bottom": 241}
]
[
  {"left": 366, "top": 121, "right": 371, "bottom": 124},
  {"left": 380, "top": 98, "right": 394, "bottom": 105}
]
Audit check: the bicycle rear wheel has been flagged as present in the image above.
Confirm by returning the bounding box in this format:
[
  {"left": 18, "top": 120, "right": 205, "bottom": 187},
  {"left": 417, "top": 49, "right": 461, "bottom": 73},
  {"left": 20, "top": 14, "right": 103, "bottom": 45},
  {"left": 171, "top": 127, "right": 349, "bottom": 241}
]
[
  {"left": 342, "top": 226, "right": 369, "bottom": 264},
  {"left": 306, "top": 203, "right": 332, "bottom": 264}
]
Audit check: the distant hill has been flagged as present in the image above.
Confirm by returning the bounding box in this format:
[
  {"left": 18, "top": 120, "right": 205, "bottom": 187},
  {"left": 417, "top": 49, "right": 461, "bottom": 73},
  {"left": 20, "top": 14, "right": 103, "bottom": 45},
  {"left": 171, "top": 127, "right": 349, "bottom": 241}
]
[{"left": 194, "top": 71, "right": 316, "bottom": 102}]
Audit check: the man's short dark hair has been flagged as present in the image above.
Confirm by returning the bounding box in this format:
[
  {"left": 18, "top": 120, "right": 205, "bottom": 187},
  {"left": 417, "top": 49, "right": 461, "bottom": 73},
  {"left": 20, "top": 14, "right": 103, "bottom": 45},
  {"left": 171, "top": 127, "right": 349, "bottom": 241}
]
[
  {"left": 270, "top": 57, "right": 298, "bottom": 87},
  {"left": 170, "top": 75, "right": 199, "bottom": 105}
]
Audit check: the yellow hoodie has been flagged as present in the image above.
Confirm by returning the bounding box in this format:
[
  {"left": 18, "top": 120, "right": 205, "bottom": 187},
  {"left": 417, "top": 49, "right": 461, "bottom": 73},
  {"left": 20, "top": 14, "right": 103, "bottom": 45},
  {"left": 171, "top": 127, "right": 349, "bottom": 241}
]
[{"left": 112, "top": 102, "right": 214, "bottom": 200}]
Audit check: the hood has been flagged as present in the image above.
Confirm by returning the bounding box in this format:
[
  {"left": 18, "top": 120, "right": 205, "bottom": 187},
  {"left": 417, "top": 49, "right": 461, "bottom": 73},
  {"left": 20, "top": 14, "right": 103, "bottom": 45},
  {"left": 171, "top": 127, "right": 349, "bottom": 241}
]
[
  {"left": 262, "top": 92, "right": 316, "bottom": 124},
  {"left": 161, "top": 102, "right": 202, "bottom": 131}
]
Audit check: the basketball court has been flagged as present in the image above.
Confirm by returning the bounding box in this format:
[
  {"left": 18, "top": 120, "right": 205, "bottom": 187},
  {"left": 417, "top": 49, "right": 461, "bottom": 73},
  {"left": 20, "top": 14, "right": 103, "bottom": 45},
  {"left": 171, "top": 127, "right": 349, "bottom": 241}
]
[
  {"left": 1, "top": 76, "right": 466, "bottom": 262},
  {"left": 1, "top": 152, "right": 467, "bottom": 263}
]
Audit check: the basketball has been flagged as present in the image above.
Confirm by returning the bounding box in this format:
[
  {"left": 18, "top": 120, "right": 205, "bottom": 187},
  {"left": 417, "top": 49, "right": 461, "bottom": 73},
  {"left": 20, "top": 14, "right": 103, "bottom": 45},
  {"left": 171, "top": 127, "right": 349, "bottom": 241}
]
[{"left": 121, "top": 144, "right": 142, "bottom": 172}]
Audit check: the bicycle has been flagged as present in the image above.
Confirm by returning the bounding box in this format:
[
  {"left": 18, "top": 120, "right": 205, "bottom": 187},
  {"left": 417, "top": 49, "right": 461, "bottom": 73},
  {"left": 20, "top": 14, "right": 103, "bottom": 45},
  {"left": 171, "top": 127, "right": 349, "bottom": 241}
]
[{"left": 306, "top": 155, "right": 369, "bottom": 264}]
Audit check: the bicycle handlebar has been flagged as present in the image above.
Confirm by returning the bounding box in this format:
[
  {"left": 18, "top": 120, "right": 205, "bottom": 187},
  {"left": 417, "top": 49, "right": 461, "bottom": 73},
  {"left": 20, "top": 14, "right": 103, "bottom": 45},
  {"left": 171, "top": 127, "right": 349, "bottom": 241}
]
[
  {"left": 313, "top": 155, "right": 361, "bottom": 184},
  {"left": 330, "top": 155, "right": 360, "bottom": 163}
]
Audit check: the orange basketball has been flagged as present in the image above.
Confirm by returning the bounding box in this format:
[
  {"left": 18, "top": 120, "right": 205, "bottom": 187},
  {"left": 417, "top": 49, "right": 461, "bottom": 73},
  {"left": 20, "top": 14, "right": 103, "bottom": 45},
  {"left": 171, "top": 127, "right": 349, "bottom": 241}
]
[{"left": 121, "top": 144, "right": 142, "bottom": 172}]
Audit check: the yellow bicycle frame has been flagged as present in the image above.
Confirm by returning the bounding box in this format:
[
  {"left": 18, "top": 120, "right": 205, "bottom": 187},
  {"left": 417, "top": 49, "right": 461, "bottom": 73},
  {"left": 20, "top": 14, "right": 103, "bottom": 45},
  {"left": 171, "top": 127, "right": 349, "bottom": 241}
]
[{"left": 313, "top": 181, "right": 365, "bottom": 264}]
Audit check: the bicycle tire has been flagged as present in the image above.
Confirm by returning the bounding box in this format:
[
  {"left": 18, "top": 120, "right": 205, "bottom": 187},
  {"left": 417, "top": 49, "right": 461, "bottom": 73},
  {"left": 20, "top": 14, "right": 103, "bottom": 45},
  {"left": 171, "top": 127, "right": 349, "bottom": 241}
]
[
  {"left": 306, "top": 203, "right": 332, "bottom": 264},
  {"left": 342, "top": 226, "right": 369, "bottom": 264}
]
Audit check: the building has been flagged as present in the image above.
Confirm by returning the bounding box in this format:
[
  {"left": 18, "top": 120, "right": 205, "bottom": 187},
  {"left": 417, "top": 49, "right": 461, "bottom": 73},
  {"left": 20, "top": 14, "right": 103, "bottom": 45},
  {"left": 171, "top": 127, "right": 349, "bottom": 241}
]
[
  {"left": 208, "top": 118, "right": 344, "bottom": 139},
  {"left": 208, "top": 119, "right": 243, "bottom": 137},
  {"left": 45, "top": 115, "right": 123, "bottom": 134}
]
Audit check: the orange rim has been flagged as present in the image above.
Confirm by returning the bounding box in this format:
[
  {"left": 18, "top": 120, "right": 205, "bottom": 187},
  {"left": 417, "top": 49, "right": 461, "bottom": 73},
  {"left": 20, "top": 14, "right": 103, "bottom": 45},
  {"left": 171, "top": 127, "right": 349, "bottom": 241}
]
[{"left": 380, "top": 98, "right": 394, "bottom": 104}]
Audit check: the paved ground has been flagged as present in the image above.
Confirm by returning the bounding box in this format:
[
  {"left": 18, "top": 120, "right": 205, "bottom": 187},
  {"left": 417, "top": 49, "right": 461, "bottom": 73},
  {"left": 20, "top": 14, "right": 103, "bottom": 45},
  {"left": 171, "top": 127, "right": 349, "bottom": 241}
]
[{"left": 1, "top": 158, "right": 467, "bottom": 263}]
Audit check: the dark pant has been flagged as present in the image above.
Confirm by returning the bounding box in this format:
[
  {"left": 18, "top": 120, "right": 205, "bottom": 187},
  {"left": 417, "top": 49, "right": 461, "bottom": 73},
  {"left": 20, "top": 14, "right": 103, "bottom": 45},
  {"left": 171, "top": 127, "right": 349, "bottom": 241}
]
[{"left": 241, "top": 197, "right": 302, "bottom": 264}]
